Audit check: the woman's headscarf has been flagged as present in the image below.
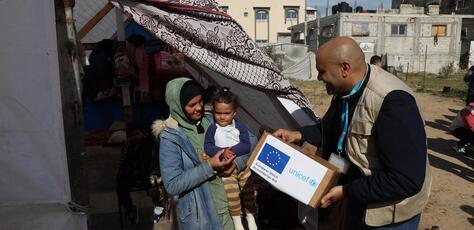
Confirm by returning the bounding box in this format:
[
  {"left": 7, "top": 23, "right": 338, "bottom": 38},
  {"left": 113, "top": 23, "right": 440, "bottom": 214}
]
[{"left": 165, "top": 77, "right": 210, "bottom": 152}]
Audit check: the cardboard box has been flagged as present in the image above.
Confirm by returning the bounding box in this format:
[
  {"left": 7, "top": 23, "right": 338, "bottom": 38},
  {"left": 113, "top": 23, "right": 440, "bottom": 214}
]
[{"left": 248, "top": 132, "right": 340, "bottom": 208}]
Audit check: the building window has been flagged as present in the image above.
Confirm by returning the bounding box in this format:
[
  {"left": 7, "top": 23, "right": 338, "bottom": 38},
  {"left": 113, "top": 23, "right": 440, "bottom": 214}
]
[
  {"left": 352, "top": 23, "right": 370, "bottom": 37},
  {"left": 278, "top": 33, "right": 292, "bottom": 43},
  {"left": 462, "top": 28, "right": 468, "bottom": 40},
  {"left": 256, "top": 10, "right": 268, "bottom": 21},
  {"left": 391, "top": 24, "right": 407, "bottom": 36},
  {"left": 219, "top": 6, "right": 228, "bottom": 13},
  {"left": 457, "top": 0, "right": 472, "bottom": 9},
  {"left": 244, "top": 12, "right": 248, "bottom": 17},
  {"left": 432, "top": 25, "right": 447, "bottom": 37},
  {"left": 286, "top": 9, "right": 298, "bottom": 21},
  {"left": 321, "top": 25, "right": 335, "bottom": 38}
]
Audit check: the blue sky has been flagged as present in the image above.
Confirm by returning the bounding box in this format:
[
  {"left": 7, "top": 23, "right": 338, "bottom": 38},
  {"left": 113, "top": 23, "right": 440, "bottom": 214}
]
[{"left": 308, "top": 0, "right": 393, "bottom": 16}]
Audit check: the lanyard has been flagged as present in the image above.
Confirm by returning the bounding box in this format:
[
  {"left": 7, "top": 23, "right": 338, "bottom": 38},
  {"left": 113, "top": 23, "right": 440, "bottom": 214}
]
[{"left": 336, "top": 68, "right": 368, "bottom": 155}]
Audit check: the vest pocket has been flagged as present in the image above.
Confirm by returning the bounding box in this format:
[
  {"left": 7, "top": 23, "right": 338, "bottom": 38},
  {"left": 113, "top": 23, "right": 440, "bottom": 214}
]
[
  {"left": 350, "top": 120, "right": 373, "bottom": 136},
  {"left": 348, "top": 120, "right": 373, "bottom": 154},
  {"left": 347, "top": 120, "right": 379, "bottom": 172}
]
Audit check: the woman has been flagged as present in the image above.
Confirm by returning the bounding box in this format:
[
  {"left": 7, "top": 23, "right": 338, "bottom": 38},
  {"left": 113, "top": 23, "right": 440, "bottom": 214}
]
[{"left": 152, "top": 78, "right": 250, "bottom": 229}]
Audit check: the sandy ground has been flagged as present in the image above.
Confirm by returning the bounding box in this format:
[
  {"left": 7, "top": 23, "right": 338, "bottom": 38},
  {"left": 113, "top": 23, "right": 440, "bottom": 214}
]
[
  {"left": 416, "top": 93, "right": 474, "bottom": 230},
  {"left": 296, "top": 80, "right": 474, "bottom": 230}
]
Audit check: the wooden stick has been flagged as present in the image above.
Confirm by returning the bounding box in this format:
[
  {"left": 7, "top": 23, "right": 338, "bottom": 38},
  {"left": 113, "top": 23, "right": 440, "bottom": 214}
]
[{"left": 77, "top": 2, "right": 114, "bottom": 40}]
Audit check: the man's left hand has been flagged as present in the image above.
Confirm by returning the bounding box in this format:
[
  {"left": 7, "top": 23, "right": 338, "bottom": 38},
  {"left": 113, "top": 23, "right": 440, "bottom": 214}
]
[
  {"left": 320, "top": 185, "right": 344, "bottom": 208},
  {"left": 218, "top": 162, "right": 237, "bottom": 177}
]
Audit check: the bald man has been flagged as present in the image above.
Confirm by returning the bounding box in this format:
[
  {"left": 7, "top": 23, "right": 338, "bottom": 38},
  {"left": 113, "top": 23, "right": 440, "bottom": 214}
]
[{"left": 275, "top": 37, "right": 431, "bottom": 230}]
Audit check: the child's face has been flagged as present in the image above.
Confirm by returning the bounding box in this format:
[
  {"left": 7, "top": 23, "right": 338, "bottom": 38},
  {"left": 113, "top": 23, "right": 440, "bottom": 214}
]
[{"left": 213, "top": 102, "right": 236, "bottom": 127}]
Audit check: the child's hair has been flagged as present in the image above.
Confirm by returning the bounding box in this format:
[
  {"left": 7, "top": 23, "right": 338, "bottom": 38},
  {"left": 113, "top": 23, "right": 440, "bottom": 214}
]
[{"left": 213, "top": 87, "right": 239, "bottom": 109}]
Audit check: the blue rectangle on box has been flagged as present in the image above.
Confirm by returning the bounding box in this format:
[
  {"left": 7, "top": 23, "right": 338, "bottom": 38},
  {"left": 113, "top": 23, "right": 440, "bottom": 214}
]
[{"left": 257, "top": 143, "right": 290, "bottom": 174}]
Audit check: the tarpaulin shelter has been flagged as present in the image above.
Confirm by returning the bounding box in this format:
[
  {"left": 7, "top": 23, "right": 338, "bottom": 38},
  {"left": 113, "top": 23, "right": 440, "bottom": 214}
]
[
  {"left": 109, "top": 0, "right": 319, "bottom": 134},
  {"left": 0, "top": 0, "right": 318, "bottom": 229}
]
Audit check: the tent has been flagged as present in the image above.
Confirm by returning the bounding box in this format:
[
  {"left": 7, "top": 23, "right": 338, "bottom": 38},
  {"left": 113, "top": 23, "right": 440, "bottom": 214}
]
[
  {"left": 0, "top": 0, "right": 318, "bottom": 229},
  {"left": 0, "top": 1, "right": 87, "bottom": 229},
  {"left": 109, "top": 0, "right": 319, "bottom": 134}
]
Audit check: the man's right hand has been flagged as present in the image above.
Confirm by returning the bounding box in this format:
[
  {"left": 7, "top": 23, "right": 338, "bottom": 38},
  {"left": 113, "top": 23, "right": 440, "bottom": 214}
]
[{"left": 273, "top": 129, "right": 302, "bottom": 144}]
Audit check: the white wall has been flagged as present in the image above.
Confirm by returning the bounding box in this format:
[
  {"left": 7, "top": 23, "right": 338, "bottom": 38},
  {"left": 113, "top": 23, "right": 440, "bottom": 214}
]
[{"left": 319, "top": 12, "right": 466, "bottom": 73}]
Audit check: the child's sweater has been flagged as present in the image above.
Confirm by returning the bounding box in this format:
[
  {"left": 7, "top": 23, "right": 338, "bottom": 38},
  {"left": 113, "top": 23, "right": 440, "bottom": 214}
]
[{"left": 204, "top": 120, "right": 250, "bottom": 156}]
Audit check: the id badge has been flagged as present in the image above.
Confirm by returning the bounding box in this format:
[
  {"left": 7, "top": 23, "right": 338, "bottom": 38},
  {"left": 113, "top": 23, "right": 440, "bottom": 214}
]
[{"left": 329, "top": 153, "right": 350, "bottom": 174}]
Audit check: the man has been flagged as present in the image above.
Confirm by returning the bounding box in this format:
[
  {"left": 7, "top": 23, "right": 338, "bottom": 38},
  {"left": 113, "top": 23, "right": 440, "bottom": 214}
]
[
  {"left": 369, "top": 55, "right": 383, "bottom": 68},
  {"left": 274, "top": 37, "right": 431, "bottom": 229},
  {"left": 464, "top": 66, "right": 474, "bottom": 105}
]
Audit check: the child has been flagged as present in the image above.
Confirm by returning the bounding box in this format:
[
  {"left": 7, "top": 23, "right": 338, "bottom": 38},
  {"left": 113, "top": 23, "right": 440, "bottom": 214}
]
[
  {"left": 450, "top": 102, "right": 474, "bottom": 154},
  {"left": 204, "top": 88, "right": 258, "bottom": 230}
]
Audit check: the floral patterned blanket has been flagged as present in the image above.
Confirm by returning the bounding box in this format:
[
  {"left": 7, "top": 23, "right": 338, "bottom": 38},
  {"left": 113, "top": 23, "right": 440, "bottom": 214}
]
[{"left": 110, "top": 0, "right": 317, "bottom": 120}]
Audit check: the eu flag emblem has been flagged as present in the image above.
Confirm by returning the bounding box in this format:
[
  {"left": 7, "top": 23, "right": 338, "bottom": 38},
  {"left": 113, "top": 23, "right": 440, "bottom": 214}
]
[{"left": 257, "top": 143, "right": 290, "bottom": 174}]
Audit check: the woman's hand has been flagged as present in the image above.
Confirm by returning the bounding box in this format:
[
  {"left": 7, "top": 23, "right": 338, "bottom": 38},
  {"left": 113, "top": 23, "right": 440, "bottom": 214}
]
[{"left": 208, "top": 150, "right": 236, "bottom": 171}]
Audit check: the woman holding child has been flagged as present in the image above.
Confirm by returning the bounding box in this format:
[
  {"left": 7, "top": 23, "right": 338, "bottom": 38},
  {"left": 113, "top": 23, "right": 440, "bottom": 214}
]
[{"left": 152, "top": 77, "right": 254, "bottom": 230}]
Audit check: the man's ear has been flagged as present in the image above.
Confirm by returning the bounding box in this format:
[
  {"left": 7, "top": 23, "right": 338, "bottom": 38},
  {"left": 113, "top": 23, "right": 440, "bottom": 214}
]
[{"left": 341, "top": 62, "right": 351, "bottom": 78}]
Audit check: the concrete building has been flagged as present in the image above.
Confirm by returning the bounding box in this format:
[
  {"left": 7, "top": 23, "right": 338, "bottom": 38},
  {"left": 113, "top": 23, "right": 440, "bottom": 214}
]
[
  {"left": 306, "top": 7, "right": 318, "bottom": 21},
  {"left": 288, "top": 19, "right": 320, "bottom": 51},
  {"left": 439, "top": 0, "right": 474, "bottom": 68},
  {"left": 393, "top": 1, "right": 474, "bottom": 68},
  {"left": 215, "top": 0, "right": 306, "bottom": 43},
  {"left": 290, "top": 4, "right": 473, "bottom": 73},
  {"left": 392, "top": 0, "right": 442, "bottom": 9}
]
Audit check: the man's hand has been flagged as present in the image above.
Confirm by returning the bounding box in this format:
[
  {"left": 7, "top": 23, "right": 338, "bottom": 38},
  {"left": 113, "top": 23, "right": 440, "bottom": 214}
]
[
  {"left": 320, "top": 185, "right": 344, "bottom": 208},
  {"left": 218, "top": 162, "right": 237, "bottom": 177},
  {"left": 273, "top": 129, "right": 302, "bottom": 144},
  {"left": 208, "top": 150, "right": 235, "bottom": 171}
]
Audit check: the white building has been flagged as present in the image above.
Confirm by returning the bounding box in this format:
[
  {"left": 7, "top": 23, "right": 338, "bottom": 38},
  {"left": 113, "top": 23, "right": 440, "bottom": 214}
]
[
  {"left": 215, "top": 0, "right": 306, "bottom": 43},
  {"left": 290, "top": 4, "right": 474, "bottom": 73}
]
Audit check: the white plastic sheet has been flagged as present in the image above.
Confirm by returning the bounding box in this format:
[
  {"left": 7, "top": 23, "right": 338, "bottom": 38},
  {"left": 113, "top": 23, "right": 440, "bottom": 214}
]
[{"left": 0, "top": 0, "right": 87, "bottom": 229}]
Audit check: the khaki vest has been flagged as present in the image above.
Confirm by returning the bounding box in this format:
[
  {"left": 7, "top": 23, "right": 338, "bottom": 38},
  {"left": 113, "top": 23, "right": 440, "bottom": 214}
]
[{"left": 345, "top": 65, "right": 432, "bottom": 226}]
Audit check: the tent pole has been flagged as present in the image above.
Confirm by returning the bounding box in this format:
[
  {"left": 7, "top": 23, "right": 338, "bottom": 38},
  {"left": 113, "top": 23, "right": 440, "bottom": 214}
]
[
  {"left": 54, "top": 0, "right": 89, "bottom": 208},
  {"left": 115, "top": 8, "right": 133, "bottom": 124}
]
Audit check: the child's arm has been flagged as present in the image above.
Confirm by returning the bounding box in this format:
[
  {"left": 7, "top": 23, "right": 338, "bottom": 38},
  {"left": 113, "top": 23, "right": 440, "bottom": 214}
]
[
  {"left": 204, "top": 123, "right": 223, "bottom": 157},
  {"left": 230, "top": 121, "right": 251, "bottom": 156}
]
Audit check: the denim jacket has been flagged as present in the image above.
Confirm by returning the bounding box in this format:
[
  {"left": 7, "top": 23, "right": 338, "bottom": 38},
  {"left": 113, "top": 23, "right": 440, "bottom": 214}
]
[{"left": 152, "top": 116, "right": 254, "bottom": 229}]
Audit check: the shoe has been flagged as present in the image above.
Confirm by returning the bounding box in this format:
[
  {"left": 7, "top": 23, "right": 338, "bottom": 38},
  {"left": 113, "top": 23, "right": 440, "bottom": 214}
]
[
  {"left": 246, "top": 213, "right": 258, "bottom": 230},
  {"left": 231, "top": 216, "right": 245, "bottom": 230},
  {"left": 452, "top": 145, "right": 466, "bottom": 154},
  {"left": 152, "top": 206, "right": 164, "bottom": 223}
]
